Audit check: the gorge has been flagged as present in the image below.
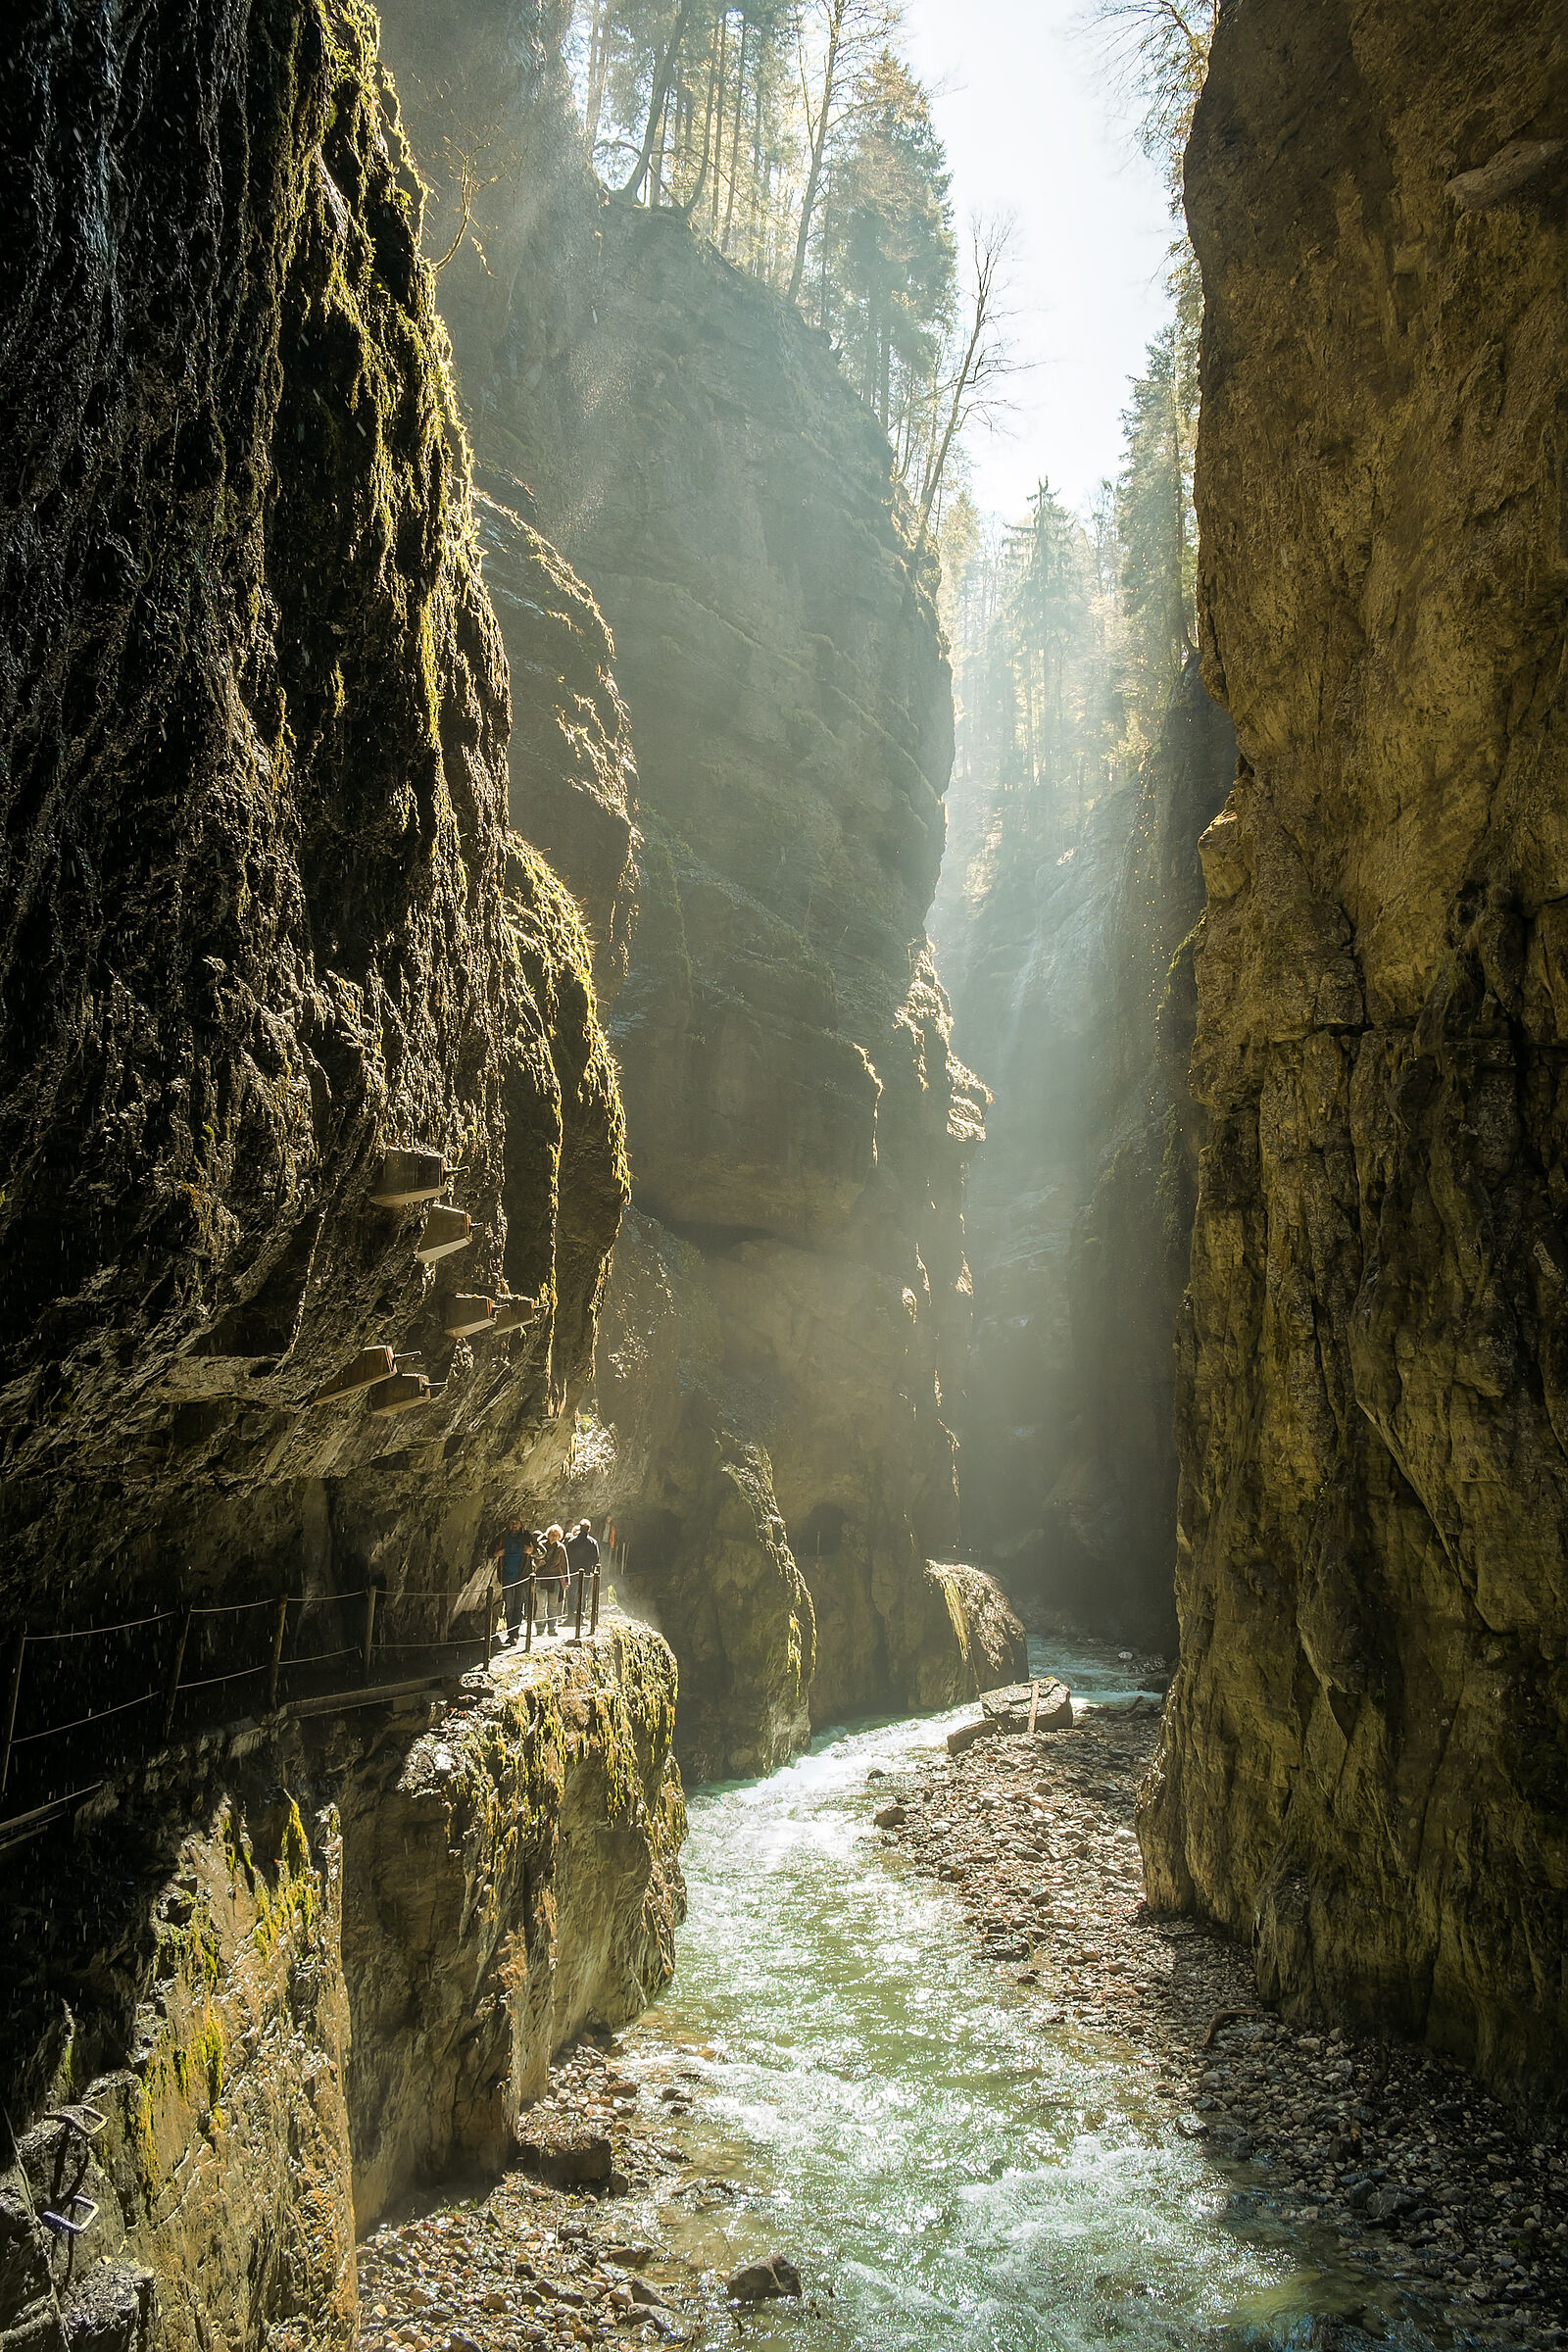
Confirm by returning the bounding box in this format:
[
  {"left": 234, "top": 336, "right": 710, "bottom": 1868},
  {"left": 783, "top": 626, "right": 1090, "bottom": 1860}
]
[{"left": 0, "top": 0, "right": 1564, "bottom": 2344}]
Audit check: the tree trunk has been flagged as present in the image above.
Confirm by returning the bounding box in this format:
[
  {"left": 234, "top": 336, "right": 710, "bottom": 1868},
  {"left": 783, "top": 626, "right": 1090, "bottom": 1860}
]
[
  {"left": 786, "top": 0, "right": 844, "bottom": 308},
  {"left": 720, "top": 15, "right": 748, "bottom": 251},
  {"left": 618, "top": 0, "right": 702, "bottom": 203}
]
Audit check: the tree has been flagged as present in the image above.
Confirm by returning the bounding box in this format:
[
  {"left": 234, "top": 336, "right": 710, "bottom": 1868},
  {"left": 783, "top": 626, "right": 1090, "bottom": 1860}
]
[
  {"left": 782, "top": 0, "right": 896, "bottom": 305},
  {"left": 1092, "top": 0, "right": 1219, "bottom": 209},
  {"left": 913, "top": 214, "right": 1018, "bottom": 553}
]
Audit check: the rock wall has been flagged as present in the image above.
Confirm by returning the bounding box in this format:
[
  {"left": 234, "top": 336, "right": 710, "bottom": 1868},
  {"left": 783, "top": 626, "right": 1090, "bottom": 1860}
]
[
  {"left": 0, "top": 2, "right": 676, "bottom": 2338},
  {"left": 0, "top": 1630, "right": 682, "bottom": 2350},
  {"left": 0, "top": 0, "right": 629, "bottom": 1633},
  {"left": 376, "top": 0, "right": 1018, "bottom": 1771},
  {"left": 934, "top": 660, "right": 1234, "bottom": 1643},
  {"left": 1140, "top": 0, "right": 1568, "bottom": 2098}
]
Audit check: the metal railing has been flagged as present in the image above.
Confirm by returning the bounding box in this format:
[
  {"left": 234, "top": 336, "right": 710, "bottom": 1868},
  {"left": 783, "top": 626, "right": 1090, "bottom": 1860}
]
[{"left": 0, "top": 1567, "right": 587, "bottom": 1858}]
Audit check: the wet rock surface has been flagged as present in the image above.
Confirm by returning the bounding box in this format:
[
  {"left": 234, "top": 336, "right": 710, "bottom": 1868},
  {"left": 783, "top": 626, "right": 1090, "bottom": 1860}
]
[
  {"left": 873, "top": 1713, "right": 1568, "bottom": 2346},
  {"left": 0, "top": 1626, "right": 684, "bottom": 2350},
  {"left": 1145, "top": 0, "right": 1568, "bottom": 2091},
  {"left": 0, "top": 0, "right": 631, "bottom": 1629}
]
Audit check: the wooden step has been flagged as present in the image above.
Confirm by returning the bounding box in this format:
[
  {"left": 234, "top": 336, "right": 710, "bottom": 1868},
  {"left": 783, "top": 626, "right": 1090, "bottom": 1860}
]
[
  {"left": 491, "top": 1295, "right": 541, "bottom": 1334},
  {"left": 415, "top": 1204, "right": 471, "bottom": 1263},
  {"left": 368, "top": 1371, "right": 430, "bottom": 1415},
  {"left": 368, "top": 1148, "right": 447, "bottom": 1208},
  {"left": 313, "top": 1344, "right": 396, "bottom": 1403},
  {"left": 444, "top": 1295, "right": 496, "bottom": 1338}
]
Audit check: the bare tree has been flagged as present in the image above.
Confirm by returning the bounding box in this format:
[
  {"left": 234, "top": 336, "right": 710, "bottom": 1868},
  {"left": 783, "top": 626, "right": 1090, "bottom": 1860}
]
[
  {"left": 785, "top": 0, "right": 896, "bottom": 306},
  {"left": 1089, "top": 0, "right": 1219, "bottom": 202},
  {"left": 914, "top": 214, "right": 1023, "bottom": 556}
]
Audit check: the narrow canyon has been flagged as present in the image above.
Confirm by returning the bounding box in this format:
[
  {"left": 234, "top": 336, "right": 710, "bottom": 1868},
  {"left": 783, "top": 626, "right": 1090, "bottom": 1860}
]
[{"left": 0, "top": 0, "right": 1562, "bottom": 2347}]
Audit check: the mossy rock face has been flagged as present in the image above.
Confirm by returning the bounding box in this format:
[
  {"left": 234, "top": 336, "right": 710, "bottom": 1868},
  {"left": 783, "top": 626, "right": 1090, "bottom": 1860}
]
[
  {"left": 0, "top": 1632, "right": 683, "bottom": 2345},
  {"left": 376, "top": 3, "right": 988, "bottom": 1747},
  {"left": 1138, "top": 0, "right": 1568, "bottom": 2098},
  {"left": 0, "top": 0, "right": 627, "bottom": 1621}
]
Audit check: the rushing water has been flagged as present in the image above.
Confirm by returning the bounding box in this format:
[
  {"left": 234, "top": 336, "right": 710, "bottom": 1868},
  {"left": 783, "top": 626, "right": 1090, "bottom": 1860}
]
[{"left": 618, "top": 1702, "right": 1447, "bottom": 2352}]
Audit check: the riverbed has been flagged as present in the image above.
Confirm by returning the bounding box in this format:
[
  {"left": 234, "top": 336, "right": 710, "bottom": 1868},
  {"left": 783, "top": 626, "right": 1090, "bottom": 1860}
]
[{"left": 614, "top": 1704, "right": 1445, "bottom": 2351}]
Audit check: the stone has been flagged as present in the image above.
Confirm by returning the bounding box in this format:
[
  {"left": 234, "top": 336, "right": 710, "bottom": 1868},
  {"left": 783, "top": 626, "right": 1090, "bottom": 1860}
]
[
  {"left": 375, "top": 0, "right": 991, "bottom": 1768},
  {"left": 933, "top": 659, "right": 1234, "bottom": 1643},
  {"left": 1139, "top": 0, "right": 1568, "bottom": 2103},
  {"left": 724, "top": 2256, "right": 802, "bottom": 2302},
  {"left": 874, "top": 1803, "right": 907, "bottom": 1830}
]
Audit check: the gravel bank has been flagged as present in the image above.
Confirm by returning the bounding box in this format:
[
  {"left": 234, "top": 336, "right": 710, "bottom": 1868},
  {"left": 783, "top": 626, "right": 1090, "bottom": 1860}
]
[
  {"left": 872, "top": 1708, "right": 1568, "bottom": 2348},
  {"left": 357, "top": 2035, "right": 702, "bottom": 2350}
]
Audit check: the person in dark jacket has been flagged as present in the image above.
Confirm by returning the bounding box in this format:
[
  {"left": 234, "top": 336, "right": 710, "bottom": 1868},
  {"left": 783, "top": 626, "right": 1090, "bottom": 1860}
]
[
  {"left": 564, "top": 1520, "right": 601, "bottom": 1629},
  {"left": 493, "top": 1519, "right": 536, "bottom": 1642}
]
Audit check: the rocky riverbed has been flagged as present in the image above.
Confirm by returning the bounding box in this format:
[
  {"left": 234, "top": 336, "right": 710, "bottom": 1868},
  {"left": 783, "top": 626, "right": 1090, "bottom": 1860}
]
[
  {"left": 357, "top": 2034, "right": 704, "bottom": 2350},
  {"left": 872, "top": 1708, "right": 1568, "bottom": 2347}
]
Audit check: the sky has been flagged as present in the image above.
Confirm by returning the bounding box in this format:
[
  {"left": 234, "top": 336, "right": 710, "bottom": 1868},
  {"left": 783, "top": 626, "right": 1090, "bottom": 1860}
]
[{"left": 901, "top": 0, "right": 1174, "bottom": 528}]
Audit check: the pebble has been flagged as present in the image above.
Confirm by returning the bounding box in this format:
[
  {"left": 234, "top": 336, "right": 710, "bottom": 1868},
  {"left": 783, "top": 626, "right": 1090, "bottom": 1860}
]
[
  {"left": 872, "top": 1709, "right": 1568, "bottom": 2349},
  {"left": 356, "top": 2035, "right": 696, "bottom": 2350}
]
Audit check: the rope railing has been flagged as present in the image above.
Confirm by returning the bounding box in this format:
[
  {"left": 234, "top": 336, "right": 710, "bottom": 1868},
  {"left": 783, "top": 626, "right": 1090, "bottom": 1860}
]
[{"left": 0, "top": 1544, "right": 619, "bottom": 1850}]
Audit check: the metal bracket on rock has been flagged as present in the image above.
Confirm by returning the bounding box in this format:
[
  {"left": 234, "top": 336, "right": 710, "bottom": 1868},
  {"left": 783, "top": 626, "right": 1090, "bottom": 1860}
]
[{"left": 41, "top": 2192, "right": 99, "bottom": 2236}]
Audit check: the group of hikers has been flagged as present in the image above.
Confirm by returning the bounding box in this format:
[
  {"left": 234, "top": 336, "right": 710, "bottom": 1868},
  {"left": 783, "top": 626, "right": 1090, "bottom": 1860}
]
[{"left": 492, "top": 1516, "right": 601, "bottom": 1642}]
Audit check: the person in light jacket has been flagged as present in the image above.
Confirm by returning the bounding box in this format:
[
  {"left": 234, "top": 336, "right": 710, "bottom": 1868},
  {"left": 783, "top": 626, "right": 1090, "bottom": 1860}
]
[{"left": 539, "top": 1523, "right": 569, "bottom": 1635}]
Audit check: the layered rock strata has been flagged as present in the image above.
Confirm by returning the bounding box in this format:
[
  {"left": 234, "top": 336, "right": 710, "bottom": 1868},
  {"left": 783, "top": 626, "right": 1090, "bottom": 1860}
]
[
  {"left": 0, "top": 4, "right": 670, "bottom": 2340},
  {"left": 934, "top": 660, "right": 1234, "bottom": 1642},
  {"left": 1140, "top": 0, "right": 1568, "bottom": 2097},
  {"left": 0, "top": 1628, "right": 682, "bottom": 2351},
  {"left": 0, "top": 0, "right": 629, "bottom": 1629},
  {"left": 377, "top": 0, "right": 1007, "bottom": 1768}
]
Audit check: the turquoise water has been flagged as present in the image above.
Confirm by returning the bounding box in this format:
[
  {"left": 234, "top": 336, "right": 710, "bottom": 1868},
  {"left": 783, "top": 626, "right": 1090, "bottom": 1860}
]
[{"left": 619, "top": 1709, "right": 1444, "bottom": 2351}]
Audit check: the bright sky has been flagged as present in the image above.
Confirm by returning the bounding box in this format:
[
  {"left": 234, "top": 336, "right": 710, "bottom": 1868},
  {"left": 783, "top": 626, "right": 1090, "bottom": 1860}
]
[{"left": 902, "top": 0, "right": 1174, "bottom": 528}]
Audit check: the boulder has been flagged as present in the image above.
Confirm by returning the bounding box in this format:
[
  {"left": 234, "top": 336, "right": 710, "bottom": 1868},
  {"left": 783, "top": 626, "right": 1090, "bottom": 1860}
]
[{"left": 725, "top": 2255, "right": 803, "bottom": 2302}]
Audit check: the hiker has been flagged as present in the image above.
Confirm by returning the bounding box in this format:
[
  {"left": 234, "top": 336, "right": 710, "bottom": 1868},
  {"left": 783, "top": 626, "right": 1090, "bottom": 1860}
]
[
  {"left": 539, "top": 1523, "right": 569, "bottom": 1635},
  {"left": 493, "top": 1517, "right": 534, "bottom": 1642},
  {"left": 564, "top": 1519, "right": 601, "bottom": 1628}
]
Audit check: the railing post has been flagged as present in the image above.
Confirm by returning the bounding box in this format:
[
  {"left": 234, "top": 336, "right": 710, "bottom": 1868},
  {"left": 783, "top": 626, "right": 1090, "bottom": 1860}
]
[
  {"left": 1, "top": 1631, "right": 26, "bottom": 1801},
  {"left": 268, "top": 1597, "right": 289, "bottom": 1712},
  {"left": 590, "top": 1565, "right": 600, "bottom": 1639},
  {"left": 484, "top": 1593, "right": 493, "bottom": 1674},
  {"left": 163, "top": 1607, "right": 193, "bottom": 1741},
  {"left": 572, "top": 1563, "right": 585, "bottom": 1644},
  {"left": 524, "top": 1571, "right": 535, "bottom": 1656},
  {"left": 362, "top": 1588, "right": 377, "bottom": 1687}
]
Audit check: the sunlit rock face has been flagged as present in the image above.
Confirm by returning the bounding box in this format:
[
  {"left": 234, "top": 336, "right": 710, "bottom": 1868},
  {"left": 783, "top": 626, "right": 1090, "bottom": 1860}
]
[
  {"left": 0, "top": 0, "right": 629, "bottom": 1619},
  {"left": 1140, "top": 0, "right": 1568, "bottom": 2096},
  {"left": 935, "top": 661, "right": 1234, "bottom": 1645},
  {"left": 378, "top": 0, "right": 1001, "bottom": 1768},
  {"left": 0, "top": 0, "right": 655, "bottom": 2333},
  {"left": 0, "top": 1632, "right": 682, "bottom": 2349}
]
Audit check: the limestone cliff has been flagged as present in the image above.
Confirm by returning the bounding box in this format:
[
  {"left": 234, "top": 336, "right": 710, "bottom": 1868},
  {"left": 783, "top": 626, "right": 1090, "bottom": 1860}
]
[
  {"left": 0, "top": 0, "right": 630, "bottom": 1638},
  {"left": 934, "top": 661, "right": 1234, "bottom": 1643},
  {"left": 0, "top": 0, "right": 636, "bottom": 1740},
  {"left": 0, "top": 1630, "right": 682, "bottom": 2350},
  {"left": 377, "top": 0, "right": 1019, "bottom": 1772},
  {"left": 0, "top": 1, "right": 673, "bottom": 2336},
  {"left": 1139, "top": 0, "right": 1568, "bottom": 2098}
]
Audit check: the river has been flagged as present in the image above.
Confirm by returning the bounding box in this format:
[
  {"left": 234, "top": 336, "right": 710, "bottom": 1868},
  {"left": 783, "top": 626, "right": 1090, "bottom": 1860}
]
[{"left": 614, "top": 1698, "right": 1446, "bottom": 2352}]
